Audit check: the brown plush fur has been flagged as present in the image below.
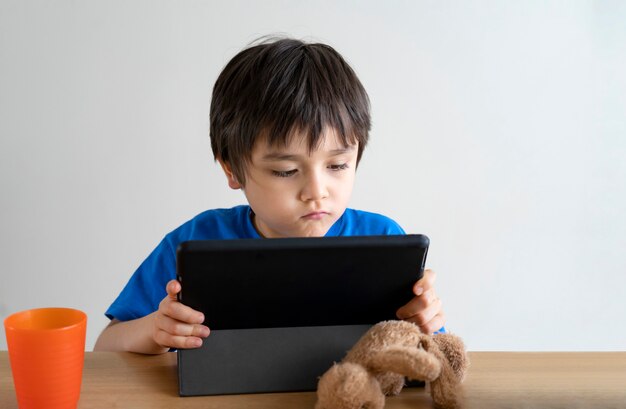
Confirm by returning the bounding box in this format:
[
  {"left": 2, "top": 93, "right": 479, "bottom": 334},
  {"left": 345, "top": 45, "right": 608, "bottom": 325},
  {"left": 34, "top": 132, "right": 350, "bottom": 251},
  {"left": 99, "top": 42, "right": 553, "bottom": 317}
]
[{"left": 315, "top": 320, "right": 469, "bottom": 409}]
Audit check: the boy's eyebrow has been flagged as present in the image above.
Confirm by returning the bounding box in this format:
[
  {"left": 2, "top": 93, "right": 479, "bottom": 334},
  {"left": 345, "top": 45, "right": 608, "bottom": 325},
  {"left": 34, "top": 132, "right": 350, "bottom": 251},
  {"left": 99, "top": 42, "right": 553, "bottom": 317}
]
[{"left": 260, "top": 146, "right": 356, "bottom": 162}]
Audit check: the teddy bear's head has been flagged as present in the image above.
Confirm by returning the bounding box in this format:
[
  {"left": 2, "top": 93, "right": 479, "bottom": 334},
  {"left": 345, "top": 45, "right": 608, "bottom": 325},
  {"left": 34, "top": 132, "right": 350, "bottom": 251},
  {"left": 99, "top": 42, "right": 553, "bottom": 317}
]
[{"left": 316, "top": 362, "right": 385, "bottom": 409}]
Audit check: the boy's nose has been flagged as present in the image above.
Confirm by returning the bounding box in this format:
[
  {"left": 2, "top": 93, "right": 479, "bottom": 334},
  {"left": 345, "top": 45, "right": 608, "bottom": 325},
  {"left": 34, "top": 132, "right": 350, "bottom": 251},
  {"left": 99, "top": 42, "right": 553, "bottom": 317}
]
[{"left": 300, "top": 171, "right": 329, "bottom": 202}]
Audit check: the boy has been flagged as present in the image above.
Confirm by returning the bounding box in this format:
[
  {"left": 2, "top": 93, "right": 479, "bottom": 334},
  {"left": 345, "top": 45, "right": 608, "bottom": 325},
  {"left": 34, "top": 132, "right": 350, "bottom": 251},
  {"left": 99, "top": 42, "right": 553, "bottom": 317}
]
[{"left": 94, "top": 38, "right": 445, "bottom": 354}]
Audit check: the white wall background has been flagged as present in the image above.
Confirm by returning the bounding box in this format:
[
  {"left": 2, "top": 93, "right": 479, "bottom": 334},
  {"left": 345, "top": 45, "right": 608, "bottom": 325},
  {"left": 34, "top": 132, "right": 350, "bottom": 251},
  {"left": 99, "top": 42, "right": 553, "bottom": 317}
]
[{"left": 1, "top": 1, "right": 625, "bottom": 352}]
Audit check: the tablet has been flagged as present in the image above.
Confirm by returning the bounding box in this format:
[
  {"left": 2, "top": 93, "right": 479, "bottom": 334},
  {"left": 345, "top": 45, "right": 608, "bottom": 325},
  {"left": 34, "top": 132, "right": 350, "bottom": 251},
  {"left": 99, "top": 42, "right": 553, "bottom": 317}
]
[{"left": 176, "top": 234, "right": 429, "bottom": 396}]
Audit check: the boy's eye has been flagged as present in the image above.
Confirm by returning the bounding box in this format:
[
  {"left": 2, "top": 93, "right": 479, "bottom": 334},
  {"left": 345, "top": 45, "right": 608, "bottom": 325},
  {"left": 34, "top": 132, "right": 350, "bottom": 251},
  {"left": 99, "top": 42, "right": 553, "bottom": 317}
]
[
  {"left": 329, "top": 163, "right": 349, "bottom": 171},
  {"left": 272, "top": 169, "right": 298, "bottom": 178}
]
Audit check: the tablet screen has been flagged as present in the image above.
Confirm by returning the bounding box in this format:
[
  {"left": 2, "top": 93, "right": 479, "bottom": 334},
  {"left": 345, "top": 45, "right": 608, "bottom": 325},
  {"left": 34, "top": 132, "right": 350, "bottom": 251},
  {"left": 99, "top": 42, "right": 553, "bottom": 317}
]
[{"left": 177, "top": 234, "right": 429, "bottom": 330}]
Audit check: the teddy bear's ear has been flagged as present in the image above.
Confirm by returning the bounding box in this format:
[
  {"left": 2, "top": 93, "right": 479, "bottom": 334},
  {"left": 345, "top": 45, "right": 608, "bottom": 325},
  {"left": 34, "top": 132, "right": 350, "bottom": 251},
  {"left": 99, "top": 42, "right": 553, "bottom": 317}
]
[
  {"left": 367, "top": 346, "right": 442, "bottom": 382},
  {"left": 315, "top": 362, "right": 385, "bottom": 409},
  {"left": 432, "top": 333, "right": 469, "bottom": 382}
]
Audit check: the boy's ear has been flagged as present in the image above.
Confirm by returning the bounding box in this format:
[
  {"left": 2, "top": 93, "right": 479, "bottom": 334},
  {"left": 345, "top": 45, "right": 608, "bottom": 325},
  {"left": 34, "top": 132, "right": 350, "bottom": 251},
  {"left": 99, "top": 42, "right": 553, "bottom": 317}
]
[{"left": 218, "top": 160, "right": 242, "bottom": 190}]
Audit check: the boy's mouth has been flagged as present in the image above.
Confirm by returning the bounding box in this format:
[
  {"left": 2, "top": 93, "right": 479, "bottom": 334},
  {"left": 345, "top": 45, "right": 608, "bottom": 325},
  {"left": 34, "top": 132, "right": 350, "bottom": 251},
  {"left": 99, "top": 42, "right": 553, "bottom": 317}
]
[{"left": 302, "top": 211, "right": 329, "bottom": 220}]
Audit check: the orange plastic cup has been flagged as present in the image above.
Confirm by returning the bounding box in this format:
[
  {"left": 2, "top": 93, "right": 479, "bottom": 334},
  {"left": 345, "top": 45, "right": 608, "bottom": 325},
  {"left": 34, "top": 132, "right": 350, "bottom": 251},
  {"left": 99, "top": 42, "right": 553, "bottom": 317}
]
[{"left": 4, "top": 308, "right": 87, "bottom": 409}]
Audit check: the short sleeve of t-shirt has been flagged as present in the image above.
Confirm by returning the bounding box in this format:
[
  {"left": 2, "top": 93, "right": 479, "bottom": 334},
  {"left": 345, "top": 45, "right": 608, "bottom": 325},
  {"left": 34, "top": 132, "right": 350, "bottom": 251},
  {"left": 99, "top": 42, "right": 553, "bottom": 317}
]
[
  {"left": 105, "top": 205, "right": 259, "bottom": 321},
  {"left": 326, "top": 208, "right": 406, "bottom": 236},
  {"left": 105, "top": 237, "right": 176, "bottom": 321}
]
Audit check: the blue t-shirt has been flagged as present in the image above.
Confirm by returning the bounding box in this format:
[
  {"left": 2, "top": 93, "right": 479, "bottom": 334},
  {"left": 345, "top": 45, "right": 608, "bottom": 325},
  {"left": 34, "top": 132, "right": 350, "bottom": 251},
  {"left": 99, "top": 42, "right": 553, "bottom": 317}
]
[{"left": 106, "top": 205, "right": 405, "bottom": 321}]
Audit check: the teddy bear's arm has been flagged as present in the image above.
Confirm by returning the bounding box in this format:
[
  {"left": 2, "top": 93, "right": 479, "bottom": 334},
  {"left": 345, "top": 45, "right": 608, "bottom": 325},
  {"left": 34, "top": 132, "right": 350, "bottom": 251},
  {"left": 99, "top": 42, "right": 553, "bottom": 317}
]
[{"left": 366, "top": 346, "right": 441, "bottom": 382}]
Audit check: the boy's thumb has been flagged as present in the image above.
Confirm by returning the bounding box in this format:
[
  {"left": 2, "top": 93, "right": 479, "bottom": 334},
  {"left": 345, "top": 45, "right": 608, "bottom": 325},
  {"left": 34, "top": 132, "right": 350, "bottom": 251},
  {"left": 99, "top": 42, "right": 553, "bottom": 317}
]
[{"left": 167, "top": 279, "right": 181, "bottom": 298}]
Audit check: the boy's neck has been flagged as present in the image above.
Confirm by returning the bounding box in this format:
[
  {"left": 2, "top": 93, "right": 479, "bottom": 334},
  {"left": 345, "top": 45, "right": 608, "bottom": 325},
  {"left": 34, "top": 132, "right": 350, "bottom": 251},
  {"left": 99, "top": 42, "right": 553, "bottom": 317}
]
[{"left": 249, "top": 210, "right": 267, "bottom": 238}]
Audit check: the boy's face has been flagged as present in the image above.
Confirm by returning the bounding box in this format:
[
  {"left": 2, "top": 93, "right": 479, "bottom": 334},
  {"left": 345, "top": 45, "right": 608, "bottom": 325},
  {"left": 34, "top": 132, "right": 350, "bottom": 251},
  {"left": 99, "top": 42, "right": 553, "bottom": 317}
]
[{"left": 221, "top": 129, "right": 358, "bottom": 238}]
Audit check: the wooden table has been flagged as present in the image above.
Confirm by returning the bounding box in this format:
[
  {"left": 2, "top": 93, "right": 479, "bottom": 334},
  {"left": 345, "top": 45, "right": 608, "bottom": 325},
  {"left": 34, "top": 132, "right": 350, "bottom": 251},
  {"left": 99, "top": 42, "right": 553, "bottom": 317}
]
[{"left": 1, "top": 351, "right": 625, "bottom": 408}]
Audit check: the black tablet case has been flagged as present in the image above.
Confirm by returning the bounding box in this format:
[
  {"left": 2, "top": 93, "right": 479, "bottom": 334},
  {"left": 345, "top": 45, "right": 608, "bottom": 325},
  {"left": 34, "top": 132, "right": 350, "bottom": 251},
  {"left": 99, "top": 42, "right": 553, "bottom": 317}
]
[{"left": 176, "top": 234, "right": 429, "bottom": 396}]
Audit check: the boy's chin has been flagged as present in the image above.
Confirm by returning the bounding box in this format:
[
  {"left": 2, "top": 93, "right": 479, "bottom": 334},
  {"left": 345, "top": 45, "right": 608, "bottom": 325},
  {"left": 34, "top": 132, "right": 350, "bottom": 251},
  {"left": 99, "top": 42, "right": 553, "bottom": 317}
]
[
  {"left": 296, "top": 223, "right": 332, "bottom": 238},
  {"left": 260, "top": 218, "right": 335, "bottom": 238}
]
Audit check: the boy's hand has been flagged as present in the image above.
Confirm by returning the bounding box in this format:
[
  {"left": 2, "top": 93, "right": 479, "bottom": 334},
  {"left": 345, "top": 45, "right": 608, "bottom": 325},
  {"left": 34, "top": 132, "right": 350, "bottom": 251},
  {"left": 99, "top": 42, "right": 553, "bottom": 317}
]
[
  {"left": 395, "top": 269, "right": 446, "bottom": 334},
  {"left": 153, "top": 279, "right": 210, "bottom": 349}
]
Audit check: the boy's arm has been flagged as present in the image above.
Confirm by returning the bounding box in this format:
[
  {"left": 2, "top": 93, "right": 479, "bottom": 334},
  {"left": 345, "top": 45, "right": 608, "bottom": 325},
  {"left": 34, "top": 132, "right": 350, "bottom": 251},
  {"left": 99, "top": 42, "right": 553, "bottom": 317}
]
[{"left": 94, "top": 280, "right": 210, "bottom": 354}]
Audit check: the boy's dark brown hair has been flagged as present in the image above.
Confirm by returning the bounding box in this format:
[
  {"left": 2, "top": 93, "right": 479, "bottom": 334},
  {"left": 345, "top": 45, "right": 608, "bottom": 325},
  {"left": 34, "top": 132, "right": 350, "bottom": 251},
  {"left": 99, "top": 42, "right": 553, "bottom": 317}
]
[{"left": 210, "top": 37, "right": 371, "bottom": 185}]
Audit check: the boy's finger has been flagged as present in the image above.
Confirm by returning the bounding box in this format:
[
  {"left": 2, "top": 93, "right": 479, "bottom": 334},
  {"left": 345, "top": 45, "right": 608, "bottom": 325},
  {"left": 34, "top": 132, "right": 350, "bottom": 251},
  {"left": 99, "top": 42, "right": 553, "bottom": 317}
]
[
  {"left": 413, "top": 269, "right": 436, "bottom": 295},
  {"left": 419, "top": 311, "right": 446, "bottom": 335},
  {"left": 396, "top": 289, "right": 436, "bottom": 319},
  {"left": 412, "top": 297, "right": 442, "bottom": 327},
  {"left": 166, "top": 279, "right": 181, "bottom": 299},
  {"left": 400, "top": 298, "right": 442, "bottom": 332},
  {"left": 156, "top": 314, "right": 210, "bottom": 338},
  {"left": 154, "top": 330, "right": 204, "bottom": 349},
  {"left": 396, "top": 296, "right": 420, "bottom": 320},
  {"left": 163, "top": 299, "right": 205, "bottom": 324}
]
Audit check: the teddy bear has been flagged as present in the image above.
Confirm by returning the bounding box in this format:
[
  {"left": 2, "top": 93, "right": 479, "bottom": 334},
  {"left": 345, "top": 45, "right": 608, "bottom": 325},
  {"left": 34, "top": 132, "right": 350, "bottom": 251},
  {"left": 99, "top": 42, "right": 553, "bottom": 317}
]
[{"left": 315, "top": 320, "right": 469, "bottom": 409}]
